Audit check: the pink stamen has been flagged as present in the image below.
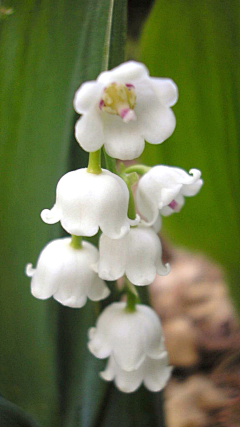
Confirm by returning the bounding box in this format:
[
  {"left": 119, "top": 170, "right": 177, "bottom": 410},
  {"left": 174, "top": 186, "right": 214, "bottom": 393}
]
[
  {"left": 119, "top": 108, "right": 137, "bottom": 123},
  {"left": 119, "top": 108, "right": 130, "bottom": 119},
  {"left": 168, "top": 200, "right": 178, "bottom": 210},
  {"left": 99, "top": 99, "right": 104, "bottom": 109},
  {"left": 125, "top": 83, "right": 135, "bottom": 89}
]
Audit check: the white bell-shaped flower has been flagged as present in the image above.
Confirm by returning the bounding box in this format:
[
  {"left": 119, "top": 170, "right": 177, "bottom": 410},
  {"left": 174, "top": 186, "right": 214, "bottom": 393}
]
[
  {"left": 101, "top": 352, "right": 172, "bottom": 393},
  {"left": 74, "top": 61, "right": 178, "bottom": 160},
  {"left": 94, "top": 225, "right": 169, "bottom": 285},
  {"left": 136, "top": 166, "right": 203, "bottom": 225},
  {"left": 88, "top": 302, "right": 165, "bottom": 371},
  {"left": 26, "top": 237, "right": 110, "bottom": 308},
  {"left": 41, "top": 168, "right": 138, "bottom": 239}
]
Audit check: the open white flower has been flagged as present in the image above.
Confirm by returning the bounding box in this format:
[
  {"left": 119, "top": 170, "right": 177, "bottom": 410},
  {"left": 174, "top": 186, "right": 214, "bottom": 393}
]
[
  {"left": 101, "top": 352, "right": 172, "bottom": 393},
  {"left": 26, "top": 238, "right": 110, "bottom": 308},
  {"left": 74, "top": 61, "right": 178, "bottom": 160},
  {"left": 136, "top": 166, "right": 203, "bottom": 225},
  {"left": 88, "top": 302, "right": 165, "bottom": 371},
  {"left": 94, "top": 225, "right": 169, "bottom": 285},
  {"left": 41, "top": 168, "right": 138, "bottom": 239}
]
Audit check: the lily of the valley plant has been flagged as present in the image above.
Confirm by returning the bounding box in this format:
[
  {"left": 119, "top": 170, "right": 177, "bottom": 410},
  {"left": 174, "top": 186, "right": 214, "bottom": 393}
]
[{"left": 26, "top": 61, "right": 203, "bottom": 393}]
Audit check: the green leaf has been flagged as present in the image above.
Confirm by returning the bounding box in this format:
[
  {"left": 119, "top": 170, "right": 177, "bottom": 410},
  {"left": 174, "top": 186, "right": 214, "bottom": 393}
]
[
  {"left": 57, "top": 303, "right": 108, "bottom": 427},
  {"left": 0, "top": 396, "right": 40, "bottom": 427},
  {"left": 139, "top": 0, "right": 240, "bottom": 310},
  {"left": 0, "top": 0, "right": 126, "bottom": 424}
]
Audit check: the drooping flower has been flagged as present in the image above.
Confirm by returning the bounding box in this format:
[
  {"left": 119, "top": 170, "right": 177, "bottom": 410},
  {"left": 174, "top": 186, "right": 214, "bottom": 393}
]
[
  {"left": 26, "top": 237, "right": 110, "bottom": 308},
  {"left": 88, "top": 302, "right": 172, "bottom": 393},
  {"left": 136, "top": 166, "right": 203, "bottom": 225},
  {"left": 88, "top": 302, "right": 165, "bottom": 371},
  {"left": 74, "top": 61, "right": 178, "bottom": 160},
  {"left": 101, "top": 353, "right": 172, "bottom": 393},
  {"left": 94, "top": 225, "right": 169, "bottom": 285},
  {"left": 41, "top": 168, "right": 138, "bottom": 239}
]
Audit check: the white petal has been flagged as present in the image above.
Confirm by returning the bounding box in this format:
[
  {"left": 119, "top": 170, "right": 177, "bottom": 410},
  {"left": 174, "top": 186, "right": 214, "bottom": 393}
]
[
  {"left": 100, "top": 353, "right": 172, "bottom": 393},
  {"left": 53, "top": 241, "right": 109, "bottom": 307},
  {"left": 152, "top": 215, "right": 162, "bottom": 233},
  {"left": 73, "top": 81, "right": 103, "bottom": 114},
  {"left": 29, "top": 239, "right": 69, "bottom": 299},
  {"left": 141, "top": 106, "right": 176, "bottom": 145},
  {"left": 100, "top": 356, "right": 143, "bottom": 393},
  {"left": 87, "top": 276, "right": 110, "bottom": 301},
  {"left": 88, "top": 328, "right": 112, "bottom": 359},
  {"left": 156, "top": 261, "right": 170, "bottom": 277},
  {"left": 54, "top": 292, "right": 87, "bottom": 308},
  {"left": 87, "top": 304, "right": 126, "bottom": 359},
  {"left": 159, "top": 185, "right": 183, "bottom": 207},
  {"left": 40, "top": 205, "right": 61, "bottom": 225},
  {"left": 143, "top": 354, "right": 172, "bottom": 392},
  {"left": 25, "top": 263, "right": 35, "bottom": 278},
  {"left": 75, "top": 108, "right": 104, "bottom": 152},
  {"left": 135, "top": 80, "right": 176, "bottom": 144},
  {"left": 100, "top": 356, "right": 116, "bottom": 381},
  {"left": 97, "top": 233, "right": 128, "bottom": 281},
  {"left": 98, "top": 61, "right": 149, "bottom": 85},
  {"left": 137, "top": 305, "right": 164, "bottom": 359},
  {"left": 182, "top": 179, "right": 203, "bottom": 196},
  {"left": 97, "top": 171, "right": 132, "bottom": 238},
  {"left": 181, "top": 169, "right": 203, "bottom": 196},
  {"left": 136, "top": 188, "right": 159, "bottom": 225},
  {"left": 114, "top": 368, "right": 143, "bottom": 393},
  {"left": 103, "top": 114, "right": 145, "bottom": 160},
  {"left": 110, "top": 312, "right": 147, "bottom": 370},
  {"left": 151, "top": 77, "right": 178, "bottom": 107},
  {"left": 125, "top": 226, "right": 168, "bottom": 285}
]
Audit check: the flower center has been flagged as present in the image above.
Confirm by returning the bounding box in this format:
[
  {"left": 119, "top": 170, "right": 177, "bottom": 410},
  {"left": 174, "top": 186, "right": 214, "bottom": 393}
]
[
  {"left": 99, "top": 83, "right": 137, "bottom": 123},
  {"left": 168, "top": 200, "right": 179, "bottom": 211}
]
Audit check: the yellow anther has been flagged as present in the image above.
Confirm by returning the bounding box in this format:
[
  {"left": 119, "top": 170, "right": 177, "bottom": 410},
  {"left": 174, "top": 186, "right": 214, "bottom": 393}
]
[{"left": 100, "top": 83, "right": 137, "bottom": 122}]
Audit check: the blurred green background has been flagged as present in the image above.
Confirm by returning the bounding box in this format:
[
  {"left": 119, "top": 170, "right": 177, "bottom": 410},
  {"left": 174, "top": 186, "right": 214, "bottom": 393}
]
[{"left": 0, "top": 0, "right": 239, "bottom": 425}]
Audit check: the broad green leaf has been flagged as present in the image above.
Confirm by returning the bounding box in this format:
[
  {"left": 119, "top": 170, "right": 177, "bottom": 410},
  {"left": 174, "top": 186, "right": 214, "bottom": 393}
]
[
  {"left": 0, "top": 0, "right": 126, "bottom": 424},
  {"left": 139, "top": 0, "right": 240, "bottom": 309},
  {"left": 0, "top": 396, "right": 39, "bottom": 427},
  {"left": 57, "top": 303, "right": 107, "bottom": 427}
]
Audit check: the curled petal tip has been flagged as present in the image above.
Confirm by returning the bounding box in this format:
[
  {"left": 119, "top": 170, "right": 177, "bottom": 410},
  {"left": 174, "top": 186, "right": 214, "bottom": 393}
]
[
  {"left": 40, "top": 206, "right": 60, "bottom": 224},
  {"left": 189, "top": 168, "right": 202, "bottom": 180},
  {"left": 100, "top": 370, "right": 112, "bottom": 382},
  {"left": 87, "top": 340, "right": 104, "bottom": 358},
  {"left": 122, "top": 109, "right": 137, "bottom": 123},
  {"left": 88, "top": 327, "right": 96, "bottom": 340},
  {"left": 112, "top": 225, "right": 129, "bottom": 239},
  {"left": 139, "top": 217, "right": 157, "bottom": 228},
  {"left": 163, "top": 262, "right": 171, "bottom": 276},
  {"left": 25, "top": 263, "right": 35, "bottom": 277},
  {"left": 129, "top": 214, "right": 140, "bottom": 227}
]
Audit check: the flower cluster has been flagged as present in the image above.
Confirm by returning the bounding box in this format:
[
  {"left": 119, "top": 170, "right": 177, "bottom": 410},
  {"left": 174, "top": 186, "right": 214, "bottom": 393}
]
[{"left": 26, "top": 61, "right": 203, "bottom": 393}]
